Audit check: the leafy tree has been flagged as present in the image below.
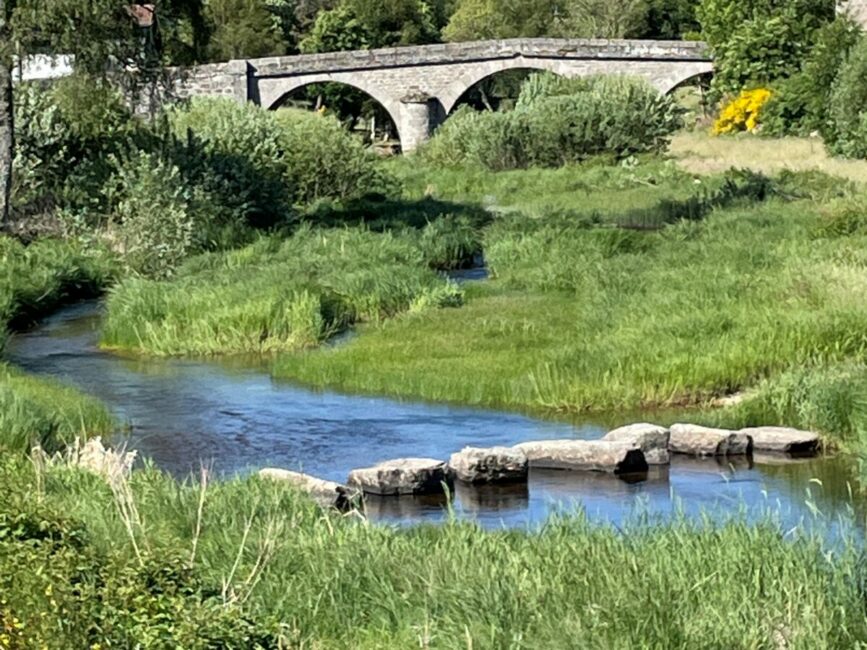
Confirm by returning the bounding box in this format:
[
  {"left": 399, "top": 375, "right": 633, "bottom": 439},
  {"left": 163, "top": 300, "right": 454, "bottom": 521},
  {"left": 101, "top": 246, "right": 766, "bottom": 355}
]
[
  {"left": 697, "top": 0, "right": 836, "bottom": 98},
  {"left": 301, "top": 0, "right": 440, "bottom": 52},
  {"left": 205, "top": 0, "right": 286, "bottom": 60},
  {"left": 635, "top": 0, "right": 701, "bottom": 39}
]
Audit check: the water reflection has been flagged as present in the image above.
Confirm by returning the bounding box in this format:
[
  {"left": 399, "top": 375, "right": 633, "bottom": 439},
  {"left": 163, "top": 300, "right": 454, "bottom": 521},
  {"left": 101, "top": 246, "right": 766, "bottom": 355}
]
[{"left": 6, "top": 302, "right": 866, "bottom": 534}]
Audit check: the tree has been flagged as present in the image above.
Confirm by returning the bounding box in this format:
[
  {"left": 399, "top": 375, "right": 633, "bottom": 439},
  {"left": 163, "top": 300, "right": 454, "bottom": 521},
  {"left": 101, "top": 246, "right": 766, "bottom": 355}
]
[
  {"left": 0, "top": 0, "right": 11, "bottom": 228},
  {"left": 697, "top": 0, "right": 836, "bottom": 97},
  {"left": 206, "top": 0, "right": 285, "bottom": 60}
]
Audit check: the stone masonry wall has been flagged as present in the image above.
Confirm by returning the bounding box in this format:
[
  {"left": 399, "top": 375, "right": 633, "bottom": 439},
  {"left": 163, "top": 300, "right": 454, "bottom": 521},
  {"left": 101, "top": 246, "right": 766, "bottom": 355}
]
[{"left": 839, "top": 0, "right": 867, "bottom": 27}]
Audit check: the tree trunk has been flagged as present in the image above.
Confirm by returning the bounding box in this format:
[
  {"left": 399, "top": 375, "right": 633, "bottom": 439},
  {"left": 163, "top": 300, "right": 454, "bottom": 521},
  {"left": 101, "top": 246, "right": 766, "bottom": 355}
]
[{"left": 0, "top": 0, "right": 12, "bottom": 230}]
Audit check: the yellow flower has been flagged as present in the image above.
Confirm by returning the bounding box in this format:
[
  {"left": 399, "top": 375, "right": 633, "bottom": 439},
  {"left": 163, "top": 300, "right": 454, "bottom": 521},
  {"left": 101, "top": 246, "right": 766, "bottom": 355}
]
[{"left": 713, "top": 89, "right": 772, "bottom": 135}]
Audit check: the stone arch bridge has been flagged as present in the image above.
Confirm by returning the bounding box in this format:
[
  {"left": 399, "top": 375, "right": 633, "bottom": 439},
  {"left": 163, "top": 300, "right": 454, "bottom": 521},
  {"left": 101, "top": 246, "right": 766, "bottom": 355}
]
[{"left": 177, "top": 38, "right": 713, "bottom": 151}]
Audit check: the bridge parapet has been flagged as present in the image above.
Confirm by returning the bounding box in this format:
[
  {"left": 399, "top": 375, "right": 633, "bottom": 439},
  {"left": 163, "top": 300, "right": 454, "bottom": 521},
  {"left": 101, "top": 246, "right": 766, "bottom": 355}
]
[{"left": 248, "top": 39, "right": 710, "bottom": 78}]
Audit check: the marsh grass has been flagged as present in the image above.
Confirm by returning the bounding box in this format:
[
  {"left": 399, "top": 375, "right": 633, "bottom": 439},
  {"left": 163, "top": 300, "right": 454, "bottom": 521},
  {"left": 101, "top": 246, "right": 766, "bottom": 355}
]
[
  {"left": 0, "top": 236, "right": 117, "bottom": 453},
  {"left": 6, "top": 458, "right": 864, "bottom": 648},
  {"left": 276, "top": 199, "right": 867, "bottom": 439},
  {"left": 101, "top": 225, "right": 465, "bottom": 356}
]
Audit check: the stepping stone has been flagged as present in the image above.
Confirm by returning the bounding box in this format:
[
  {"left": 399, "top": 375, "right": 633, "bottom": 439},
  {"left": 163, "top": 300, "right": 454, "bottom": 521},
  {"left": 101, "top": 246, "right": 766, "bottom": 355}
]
[
  {"left": 669, "top": 424, "right": 751, "bottom": 457},
  {"left": 347, "top": 458, "right": 450, "bottom": 496},
  {"left": 512, "top": 440, "right": 648, "bottom": 474},
  {"left": 259, "top": 468, "right": 358, "bottom": 510},
  {"left": 602, "top": 423, "right": 671, "bottom": 465},
  {"left": 738, "top": 427, "right": 820, "bottom": 455},
  {"left": 448, "top": 446, "right": 529, "bottom": 484}
]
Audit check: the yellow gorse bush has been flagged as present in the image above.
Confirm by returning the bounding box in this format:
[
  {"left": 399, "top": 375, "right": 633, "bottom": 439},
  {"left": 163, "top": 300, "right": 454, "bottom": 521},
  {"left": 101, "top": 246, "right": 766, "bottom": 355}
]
[{"left": 713, "top": 89, "right": 772, "bottom": 135}]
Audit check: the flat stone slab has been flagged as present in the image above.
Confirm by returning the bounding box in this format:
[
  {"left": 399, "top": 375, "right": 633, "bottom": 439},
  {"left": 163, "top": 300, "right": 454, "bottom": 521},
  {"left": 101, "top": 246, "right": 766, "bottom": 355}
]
[
  {"left": 347, "top": 458, "right": 450, "bottom": 496},
  {"left": 738, "top": 427, "right": 820, "bottom": 455},
  {"left": 259, "top": 468, "right": 357, "bottom": 509},
  {"left": 669, "top": 424, "right": 752, "bottom": 457},
  {"left": 602, "top": 423, "right": 670, "bottom": 465},
  {"left": 448, "top": 446, "right": 528, "bottom": 484},
  {"left": 513, "top": 440, "right": 648, "bottom": 474}
]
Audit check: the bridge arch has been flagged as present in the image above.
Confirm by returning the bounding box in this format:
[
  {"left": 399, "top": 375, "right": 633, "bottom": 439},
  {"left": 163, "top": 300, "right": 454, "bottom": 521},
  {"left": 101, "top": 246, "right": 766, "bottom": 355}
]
[
  {"left": 267, "top": 78, "right": 403, "bottom": 145},
  {"left": 260, "top": 75, "right": 404, "bottom": 144},
  {"left": 439, "top": 57, "right": 571, "bottom": 115}
]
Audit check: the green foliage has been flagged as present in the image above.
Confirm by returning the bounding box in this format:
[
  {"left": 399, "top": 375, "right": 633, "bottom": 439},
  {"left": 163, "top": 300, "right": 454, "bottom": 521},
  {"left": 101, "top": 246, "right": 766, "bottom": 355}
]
[
  {"left": 167, "top": 99, "right": 391, "bottom": 229},
  {"left": 422, "top": 74, "right": 682, "bottom": 170},
  {"left": 273, "top": 108, "right": 395, "bottom": 204},
  {"left": 12, "top": 77, "right": 137, "bottom": 219},
  {"left": 0, "top": 460, "right": 279, "bottom": 647},
  {"left": 299, "top": 0, "right": 440, "bottom": 52},
  {"left": 10, "top": 451, "right": 864, "bottom": 648},
  {"left": 101, "top": 225, "right": 463, "bottom": 355},
  {"left": 827, "top": 36, "right": 867, "bottom": 159},
  {"left": 636, "top": 0, "right": 701, "bottom": 39},
  {"left": 274, "top": 163, "right": 867, "bottom": 420},
  {"left": 205, "top": 0, "right": 286, "bottom": 60},
  {"left": 112, "top": 152, "right": 204, "bottom": 279},
  {"left": 697, "top": 0, "right": 835, "bottom": 99},
  {"left": 762, "top": 17, "right": 862, "bottom": 137}
]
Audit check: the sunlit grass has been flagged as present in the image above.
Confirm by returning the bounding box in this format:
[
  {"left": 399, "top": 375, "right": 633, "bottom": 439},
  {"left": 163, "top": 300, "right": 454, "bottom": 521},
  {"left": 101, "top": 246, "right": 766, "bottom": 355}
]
[
  {"left": 10, "top": 459, "right": 862, "bottom": 648},
  {"left": 670, "top": 130, "right": 867, "bottom": 182}
]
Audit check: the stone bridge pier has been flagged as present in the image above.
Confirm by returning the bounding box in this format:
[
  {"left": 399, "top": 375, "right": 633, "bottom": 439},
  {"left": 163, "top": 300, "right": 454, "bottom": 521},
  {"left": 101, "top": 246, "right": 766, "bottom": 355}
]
[{"left": 177, "top": 39, "right": 713, "bottom": 152}]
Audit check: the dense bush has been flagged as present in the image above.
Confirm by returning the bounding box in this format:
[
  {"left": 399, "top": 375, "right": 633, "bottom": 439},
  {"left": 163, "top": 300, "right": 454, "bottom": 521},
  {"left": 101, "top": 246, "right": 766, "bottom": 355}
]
[
  {"left": 421, "top": 74, "right": 682, "bottom": 170},
  {"left": 167, "top": 98, "right": 393, "bottom": 227},
  {"left": 761, "top": 17, "right": 862, "bottom": 137},
  {"left": 827, "top": 36, "right": 867, "bottom": 158},
  {"left": 12, "top": 76, "right": 137, "bottom": 220},
  {"left": 697, "top": 0, "right": 835, "bottom": 100}
]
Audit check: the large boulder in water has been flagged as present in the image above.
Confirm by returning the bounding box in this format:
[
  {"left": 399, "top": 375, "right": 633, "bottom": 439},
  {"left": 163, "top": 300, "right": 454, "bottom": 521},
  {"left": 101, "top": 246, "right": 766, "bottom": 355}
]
[
  {"left": 259, "top": 468, "right": 358, "bottom": 510},
  {"left": 669, "top": 424, "right": 751, "bottom": 457},
  {"left": 512, "top": 440, "right": 648, "bottom": 474},
  {"left": 348, "top": 458, "right": 450, "bottom": 496},
  {"left": 602, "top": 423, "right": 670, "bottom": 465},
  {"left": 448, "top": 446, "right": 528, "bottom": 484},
  {"left": 738, "top": 426, "right": 820, "bottom": 455}
]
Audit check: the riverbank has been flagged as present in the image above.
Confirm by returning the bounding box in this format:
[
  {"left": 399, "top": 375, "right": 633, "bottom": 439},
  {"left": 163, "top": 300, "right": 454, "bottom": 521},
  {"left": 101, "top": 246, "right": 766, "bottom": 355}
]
[
  {"left": 0, "top": 237, "right": 116, "bottom": 453},
  {"left": 3, "top": 455, "right": 866, "bottom": 648}
]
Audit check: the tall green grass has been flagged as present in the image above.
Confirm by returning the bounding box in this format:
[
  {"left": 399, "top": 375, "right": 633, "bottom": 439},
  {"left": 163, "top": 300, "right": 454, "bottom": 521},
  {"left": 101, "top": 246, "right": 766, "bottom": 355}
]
[
  {"left": 5, "top": 458, "right": 864, "bottom": 648},
  {"left": 0, "top": 235, "right": 117, "bottom": 452},
  {"left": 101, "top": 226, "right": 465, "bottom": 356},
  {"left": 276, "top": 199, "right": 867, "bottom": 425}
]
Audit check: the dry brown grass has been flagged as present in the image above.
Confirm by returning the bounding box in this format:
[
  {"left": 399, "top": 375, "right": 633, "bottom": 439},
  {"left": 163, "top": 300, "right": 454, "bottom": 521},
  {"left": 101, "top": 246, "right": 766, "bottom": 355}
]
[{"left": 669, "top": 131, "right": 867, "bottom": 183}]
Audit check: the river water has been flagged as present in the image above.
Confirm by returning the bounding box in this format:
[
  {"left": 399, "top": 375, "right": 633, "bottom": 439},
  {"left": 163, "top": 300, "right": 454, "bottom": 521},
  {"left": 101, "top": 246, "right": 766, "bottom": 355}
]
[{"left": 7, "top": 301, "right": 866, "bottom": 532}]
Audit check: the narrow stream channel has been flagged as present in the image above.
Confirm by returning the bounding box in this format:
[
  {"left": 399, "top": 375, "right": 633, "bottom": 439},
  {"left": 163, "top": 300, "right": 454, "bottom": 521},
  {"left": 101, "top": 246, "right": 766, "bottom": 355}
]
[{"left": 7, "top": 301, "right": 865, "bottom": 533}]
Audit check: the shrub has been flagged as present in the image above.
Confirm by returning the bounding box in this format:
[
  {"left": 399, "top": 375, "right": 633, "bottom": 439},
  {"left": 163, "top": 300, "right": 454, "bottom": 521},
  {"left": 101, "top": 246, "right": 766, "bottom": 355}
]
[
  {"left": 421, "top": 74, "right": 682, "bottom": 170},
  {"left": 12, "top": 76, "right": 136, "bottom": 219},
  {"left": 167, "top": 98, "right": 290, "bottom": 228},
  {"left": 827, "top": 35, "right": 867, "bottom": 158},
  {"left": 712, "top": 89, "right": 772, "bottom": 135},
  {"left": 761, "top": 17, "right": 862, "bottom": 137},
  {"left": 273, "top": 108, "right": 395, "bottom": 205},
  {"left": 111, "top": 152, "right": 204, "bottom": 279},
  {"left": 167, "top": 99, "right": 394, "bottom": 229}
]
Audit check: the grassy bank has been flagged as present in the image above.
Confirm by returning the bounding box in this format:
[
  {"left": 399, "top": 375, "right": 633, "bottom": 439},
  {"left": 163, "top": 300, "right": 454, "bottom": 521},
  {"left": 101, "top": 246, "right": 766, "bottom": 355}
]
[
  {"left": 3, "top": 457, "right": 865, "bottom": 648},
  {"left": 0, "top": 236, "right": 117, "bottom": 452},
  {"left": 101, "top": 225, "right": 468, "bottom": 356},
  {"left": 97, "top": 159, "right": 867, "bottom": 457}
]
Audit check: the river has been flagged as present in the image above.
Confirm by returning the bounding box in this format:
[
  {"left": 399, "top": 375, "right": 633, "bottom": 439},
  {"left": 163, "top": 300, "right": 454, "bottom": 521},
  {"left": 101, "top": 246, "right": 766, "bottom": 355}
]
[{"left": 6, "top": 300, "right": 865, "bottom": 533}]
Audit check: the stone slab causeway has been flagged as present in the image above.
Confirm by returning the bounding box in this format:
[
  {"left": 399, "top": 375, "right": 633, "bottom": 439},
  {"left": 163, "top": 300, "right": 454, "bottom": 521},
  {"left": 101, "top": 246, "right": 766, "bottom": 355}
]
[
  {"left": 259, "top": 468, "right": 357, "bottom": 509},
  {"left": 602, "top": 423, "right": 670, "bottom": 465},
  {"left": 513, "top": 440, "right": 648, "bottom": 474},
  {"left": 347, "top": 458, "right": 450, "bottom": 496},
  {"left": 448, "top": 446, "right": 529, "bottom": 484},
  {"left": 669, "top": 424, "right": 752, "bottom": 457},
  {"left": 738, "top": 427, "right": 820, "bottom": 455}
]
